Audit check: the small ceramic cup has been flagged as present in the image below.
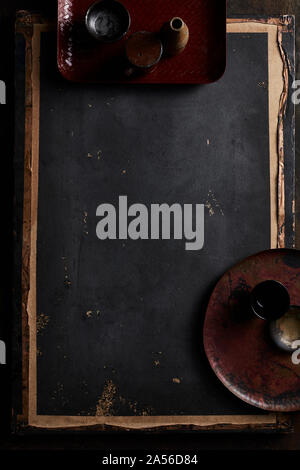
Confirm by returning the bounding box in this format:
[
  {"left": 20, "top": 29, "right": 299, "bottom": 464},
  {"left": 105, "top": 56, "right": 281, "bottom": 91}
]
[
  {"left": 85, "top": 0, "right": 131, "bottom": 43},
  {"left": 125, "top": 31, "right": 163, "bottom": 74},
  {"left": 249, "top": 280, "right": 290, "bottom": 321},
  {"left": 249, "top": 280, "right": 300, "bottom": 353}
]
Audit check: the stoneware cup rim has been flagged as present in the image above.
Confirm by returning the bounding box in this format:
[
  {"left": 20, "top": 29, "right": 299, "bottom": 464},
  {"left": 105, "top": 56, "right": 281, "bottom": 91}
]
[{"left": 85, "top": 0, "right": 131, "bottom": 43}]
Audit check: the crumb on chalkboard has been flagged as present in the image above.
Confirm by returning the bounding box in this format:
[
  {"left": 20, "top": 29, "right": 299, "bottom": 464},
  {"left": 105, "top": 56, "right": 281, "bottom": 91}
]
[
  {"left": 141, "top": 406, "right": 153, "bottom": 416},
  {"left": 205, "top": 189, "right": 224, "bottom": 217},
  {"left": 172, "top": 378, "right": 181, "bottom": 384},
  {"left": 258, "top": 81, "right": 267, "bottom": 89},
  {"left": 129, "top": 400, "right": 138, "bottom": 414},
  {"left": 51, "top": 382, "right": 69, "bottom": 406},
  {"left": 95, "top": 380, "right": 117, "bottom": 416},
  {"left": 37, "top": 313, "right": 50, "bottom": 334},
  {"left": 85, "top": 310, "right": 101, "bottom": 319},
  {"left": 205, "top": 201, "right": 214, "bottom": 217}
]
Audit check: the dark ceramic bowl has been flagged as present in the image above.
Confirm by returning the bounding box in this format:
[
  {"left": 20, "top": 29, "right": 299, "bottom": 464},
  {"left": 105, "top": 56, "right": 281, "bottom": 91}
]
[{"left": 85, "top": 0, "right": 131, "bottom": 43}]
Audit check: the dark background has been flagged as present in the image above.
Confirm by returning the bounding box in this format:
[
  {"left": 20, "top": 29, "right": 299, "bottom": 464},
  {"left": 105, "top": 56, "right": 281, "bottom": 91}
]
[{"left": 0, "top": 0, "right": 300, "bottom": 452}]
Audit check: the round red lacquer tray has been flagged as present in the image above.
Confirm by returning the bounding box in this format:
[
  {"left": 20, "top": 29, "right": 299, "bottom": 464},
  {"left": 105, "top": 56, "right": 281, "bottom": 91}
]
[{"left": 204, "top": 249, "right": 300, "bottom": 412}]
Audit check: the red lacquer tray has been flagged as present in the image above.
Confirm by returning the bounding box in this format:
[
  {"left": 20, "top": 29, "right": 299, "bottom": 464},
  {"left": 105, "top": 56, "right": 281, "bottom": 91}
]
[
  {"left": 204, "top": 249, "right": 300, "bottom": 412},
  {"left": 58, "top": 0, "right": 226, "bottom": 83}
]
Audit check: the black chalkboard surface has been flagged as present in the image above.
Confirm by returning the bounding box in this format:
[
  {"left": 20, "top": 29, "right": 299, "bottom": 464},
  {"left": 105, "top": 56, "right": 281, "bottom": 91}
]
[{"left": 13, "top": 14, "right": 295, "bottom": 432}]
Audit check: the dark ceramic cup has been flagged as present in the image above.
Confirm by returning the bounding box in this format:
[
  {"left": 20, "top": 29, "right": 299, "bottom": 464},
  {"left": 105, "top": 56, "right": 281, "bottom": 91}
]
[
  {"left": 249, "top": 280, "right": 290, "bottom": 321},
  {"left": 85, "top": 0, "right": 131, "bottom": 42}
]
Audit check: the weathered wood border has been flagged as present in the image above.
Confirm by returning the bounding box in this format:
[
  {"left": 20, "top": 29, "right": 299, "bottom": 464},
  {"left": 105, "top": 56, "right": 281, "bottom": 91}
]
[{"left": 14, "top": 12, "right": 295, "bottom": 433}]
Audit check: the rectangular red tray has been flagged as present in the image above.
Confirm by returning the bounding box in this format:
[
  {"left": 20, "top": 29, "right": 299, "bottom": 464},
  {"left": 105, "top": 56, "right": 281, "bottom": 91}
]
[{"left": 58, "top": 0, "right": 226, "bottom": 84}]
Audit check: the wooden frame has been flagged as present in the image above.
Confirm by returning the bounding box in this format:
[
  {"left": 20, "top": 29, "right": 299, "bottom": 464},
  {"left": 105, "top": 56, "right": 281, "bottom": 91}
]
[{"left": 14, "top": 12, "right": 295, "bottom": 432}]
